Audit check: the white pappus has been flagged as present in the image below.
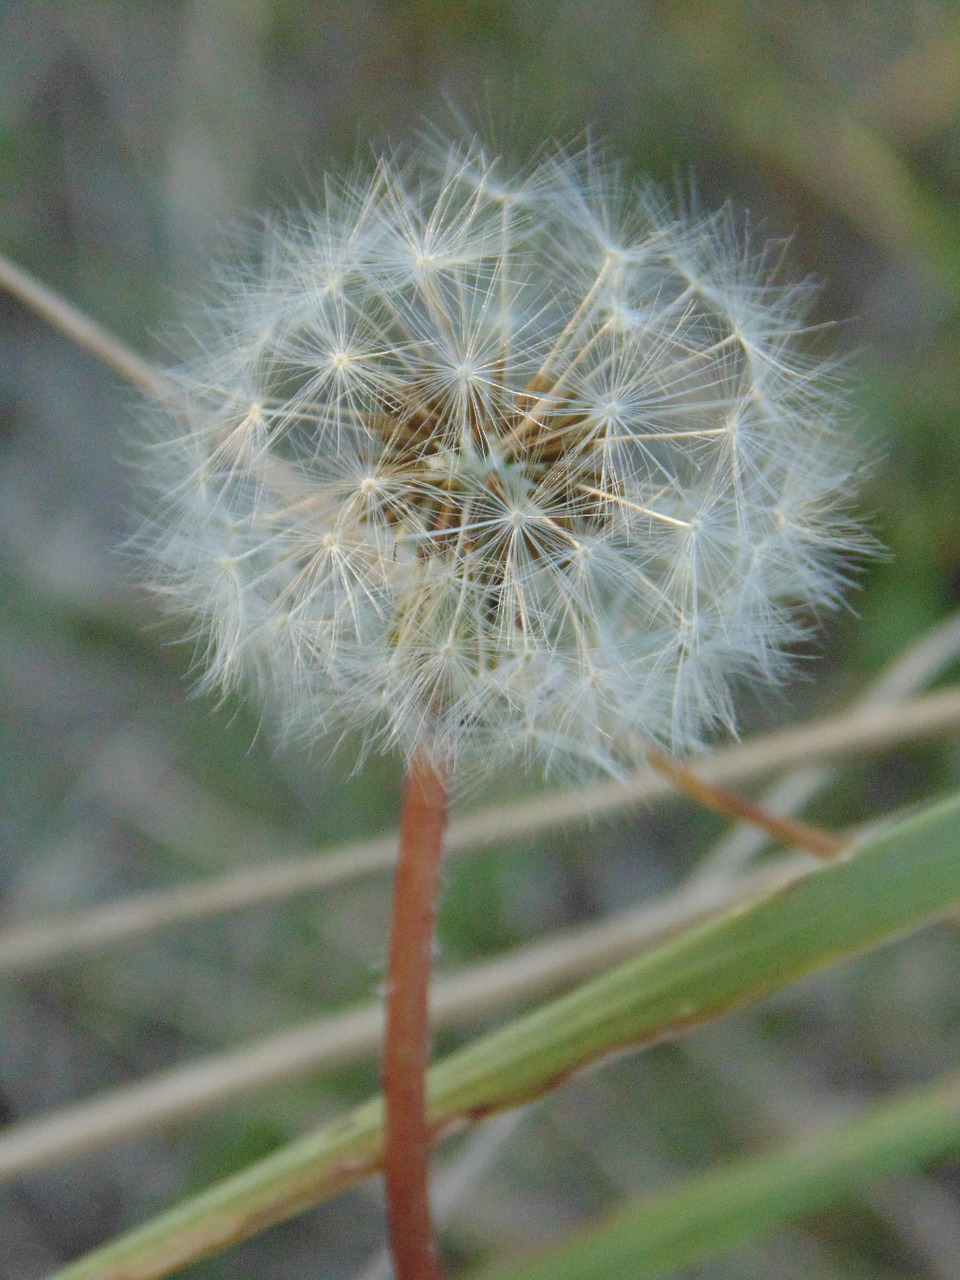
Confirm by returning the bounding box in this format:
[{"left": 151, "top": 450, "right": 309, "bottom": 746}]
[{"left": 140, "top": 132, "right": 866, "bottom": 780}]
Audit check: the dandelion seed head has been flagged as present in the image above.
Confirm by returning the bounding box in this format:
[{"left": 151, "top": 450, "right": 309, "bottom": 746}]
[{"left": 141, "top": 132, "right": 866, "bottom": 779}]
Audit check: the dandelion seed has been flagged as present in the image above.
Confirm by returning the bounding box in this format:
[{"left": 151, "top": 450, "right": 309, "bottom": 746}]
[{"left": 142, "top": 134, "right": 863, "bottom": 781}]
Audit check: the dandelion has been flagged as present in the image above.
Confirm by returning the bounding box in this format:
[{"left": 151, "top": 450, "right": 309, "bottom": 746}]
[
  {"left": 135, "top": 132, "right": 863, "bottom": 1280},
  {"left": 143, "top": 138, "right": 860, "bottom": 782}
]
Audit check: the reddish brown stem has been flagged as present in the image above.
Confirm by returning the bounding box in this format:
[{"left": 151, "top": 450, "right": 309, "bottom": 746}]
[
  {"left": 383, "top": 750, "right": 449, "bottom": 1280},
  {"left": 647, "top": 748, "right": 848, "bottom": 858}
]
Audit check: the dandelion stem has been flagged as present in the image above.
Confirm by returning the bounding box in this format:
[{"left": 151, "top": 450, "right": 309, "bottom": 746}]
[
  {"left": 646, "top": 749, "right": 848, "bottom": 858},
  {"left": 384, "top": 750, "right": 449, "bottom": 1280}
]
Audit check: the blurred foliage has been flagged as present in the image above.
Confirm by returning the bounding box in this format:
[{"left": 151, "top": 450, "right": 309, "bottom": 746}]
[{"left": 2, "top": 2, "right": 960, "bottom": 1278}]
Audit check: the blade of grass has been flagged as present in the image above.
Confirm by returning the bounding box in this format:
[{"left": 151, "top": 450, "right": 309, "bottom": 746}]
[
  {"left": 472, "top": 1069, "right": 960, "bottom": 1280},
  {"left": 0, "top": 856, "right": 809, "bottom": 1183},
  {"left": 48, "top": 788, "right": 960, "bottom": 1280}
]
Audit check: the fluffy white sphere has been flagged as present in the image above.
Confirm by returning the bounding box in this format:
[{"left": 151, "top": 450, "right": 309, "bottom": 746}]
[{"left": 141, "top": 135, "right": 863, "bottom": 778}]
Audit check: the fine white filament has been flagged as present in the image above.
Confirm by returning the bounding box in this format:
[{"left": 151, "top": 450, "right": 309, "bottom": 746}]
[{"left": 142, "top": 134, "right": 863, "bottom": 778}]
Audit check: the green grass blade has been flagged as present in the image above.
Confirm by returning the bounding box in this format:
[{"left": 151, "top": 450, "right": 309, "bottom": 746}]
[
  {"left": 472, "top": 1069, "right": 960, "bottom": 1280},
  {"left": 49, "top": 790, "right": 960, "bottom": 1280}
]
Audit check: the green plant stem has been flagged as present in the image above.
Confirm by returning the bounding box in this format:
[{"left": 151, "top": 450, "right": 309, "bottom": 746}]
[
  {"left": 472, "top": 1069, "right": 960, "bottom": 1280},
  {"left": 384, "top": 752, "right": 448, "bottom": 1280},
  {"left": 46, "top": 789, "right": 960, "bottom": 1280}
]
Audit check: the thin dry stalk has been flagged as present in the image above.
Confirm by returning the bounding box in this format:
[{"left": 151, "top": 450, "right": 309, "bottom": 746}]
[
  {"left": 0, "top": 252, "right": 168, "bottom": 398},
  {"left": 3, "top": 685, "right": 960, "bottom": 975},
  {"left": 647, "top": 750, "right": 848, "bottom": 858}
]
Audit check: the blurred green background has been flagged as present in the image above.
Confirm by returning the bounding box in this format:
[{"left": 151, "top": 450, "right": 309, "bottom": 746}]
[{"left": 3, "top": 2, "right": 960, "bottom": 1277}]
